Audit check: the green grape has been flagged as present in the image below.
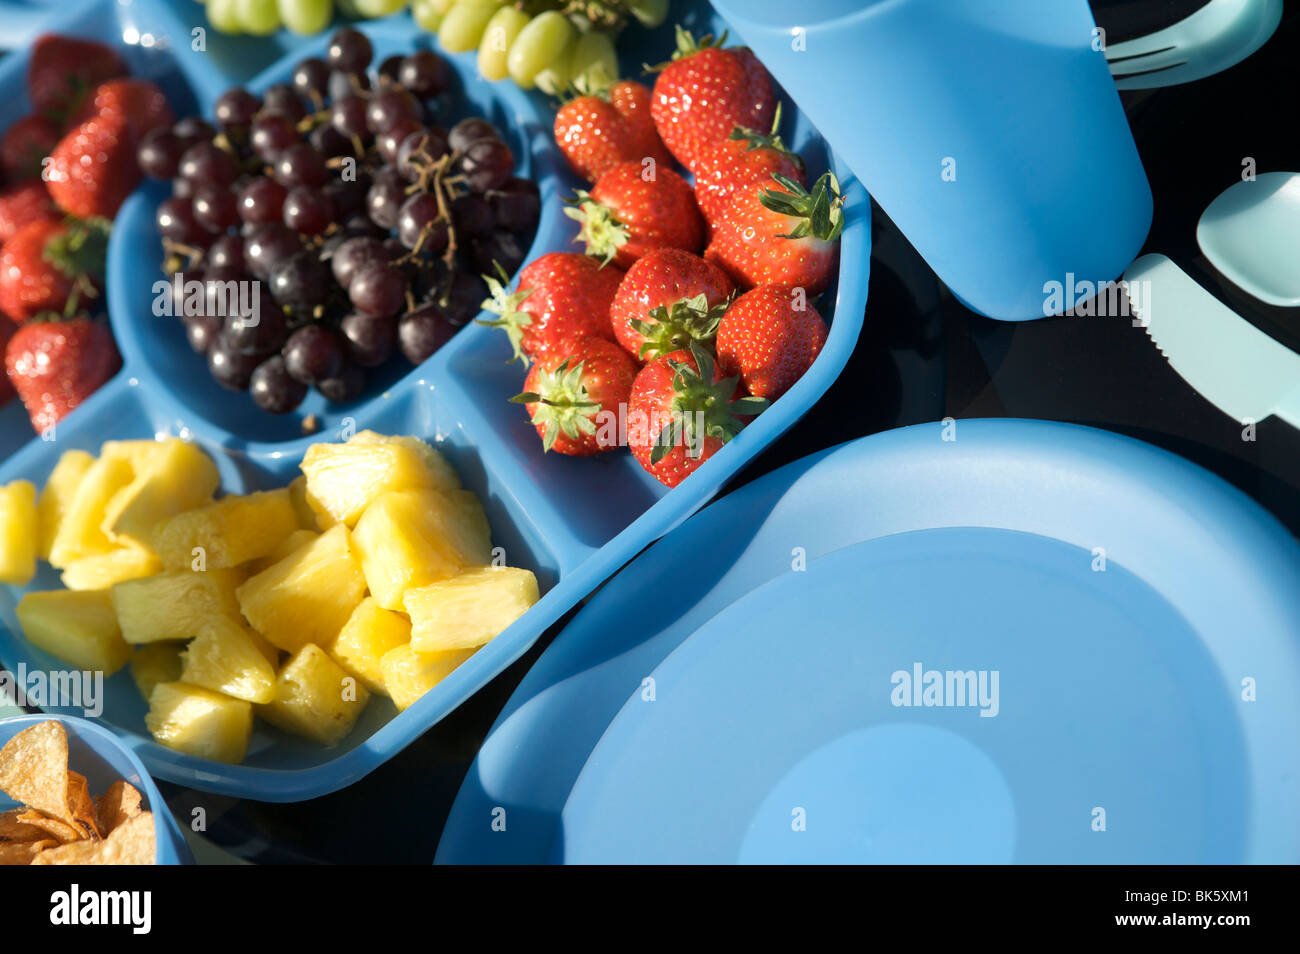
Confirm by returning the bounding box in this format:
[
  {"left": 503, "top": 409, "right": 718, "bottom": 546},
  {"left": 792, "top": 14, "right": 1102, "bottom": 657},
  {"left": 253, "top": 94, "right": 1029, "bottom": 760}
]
[
  {"left": 207, "top": 0, "right": 245, "bottom": 33},
  {"left": 437, "top": 0, "right": 502, "bottom": 53},
  {"left": 236, "top": 0, "right": 282, "bottom": 35},
  {"left": 567, "top": 30, "right": 618, "bottom": 91},
  {"left": 353, "top": 0, "right": 407, "bottom": 16},
  {"left": 533, "top": 45, "right": 573, "bottom": 96},
  {"left": 507, "top": 10, "right": 576, "bottom": 88},
  {"left": 336, "top": 0, "right": 362, "bottom": 16},
  {"left": 626, "top": 0, "right": 669, "bottom": 29},
  {"left": 477, "top": 7, "right": 530, "bottom": 82},
  {"left": 411, "top": 0, "right": 444, "bottom": 31},
  {"left": 278, "top": 0, "right": 333, "bottom": 34}
]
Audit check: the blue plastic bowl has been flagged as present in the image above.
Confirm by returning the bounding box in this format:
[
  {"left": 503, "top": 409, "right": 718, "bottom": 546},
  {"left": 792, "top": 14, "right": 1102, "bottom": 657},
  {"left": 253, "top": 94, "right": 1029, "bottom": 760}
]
[
  {"left": 0, "top": 0, "right": 870, "bottom": 800},
  {"left": 0, "top": 714, "right": 192, "bottom": 863}
]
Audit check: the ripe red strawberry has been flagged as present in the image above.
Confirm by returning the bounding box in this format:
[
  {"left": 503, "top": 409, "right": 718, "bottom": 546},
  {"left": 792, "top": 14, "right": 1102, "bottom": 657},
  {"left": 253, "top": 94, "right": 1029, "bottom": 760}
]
[
  {"left": 0, "top": 217, "right": 107, "bottom": 323},
  {"left": 649, "top": 28, "right": 776, "bottom": 172},
  {"left": 566, "top": 161, "right": 704, "bottom": 269},
  {"left": 716, "top": 284, "right": 828, "bottom": 401},
  {"left": 693, "top": 108, "right": 805, "bottom": 225},
  {"left": 72, "top": 79, "right": 174, "bottom": 141},
  {"left": 0, "top": 317, "right": 15, "bottom": 405},
  {"left": 705, "top": 172, "right": 844, "bottom": 295},
  {"left": 4, "top": 316, "right": 120, "bottom": 434},
  {"left": 555, "top": 79, "right": 673, "bottom": 184},
  {"left": 0, "top": 181, "right": 56, "bottom": 243},
  {"left": 481, "top": 252, "right": 623, "bottom": 362},
  {"left": 1, "top": 115, "right": 60, "bottom": 182},
  {"left": 627, "top": 344, "right": 767, "bottom": 488},
  {"left": 609, "top": 248, "right": 734, "bottom": 361},
  {"left": 26, "top": 34, "right": 127, "bottom": 122},
  {"left": 46, "top": 113, "right": 142, "bottom": 219},
  {"left": 511, "top": 337, "right": 640, "bottom": 456}
]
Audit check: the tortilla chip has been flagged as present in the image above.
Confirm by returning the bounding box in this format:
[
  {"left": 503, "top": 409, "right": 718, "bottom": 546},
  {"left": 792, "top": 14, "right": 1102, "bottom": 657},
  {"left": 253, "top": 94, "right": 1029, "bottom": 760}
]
[
  {"left": 30, "top": 811, "right": 155, "bottom": 865},
  {"left": 93, "top": 780, "right": 144, "bottom": 836},
  {"left": 0, "top": 722, "right": 74, "bottom": 827},
  {"left": 0, "top": 838, "right": 57, "bottom": 865},
  {"left": 14, "top": 809, "right": 84, "bottom": 844},
  {"left": 0, "top": 808, "right": 52, "bottom": 842},
  {"left": 66, "top": 771, "right": 100, "bottom": 839}
]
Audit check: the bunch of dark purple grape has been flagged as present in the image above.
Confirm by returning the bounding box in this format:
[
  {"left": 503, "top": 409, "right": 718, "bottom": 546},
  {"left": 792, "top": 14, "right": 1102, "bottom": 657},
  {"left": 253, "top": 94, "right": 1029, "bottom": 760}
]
[{"left": 139, "top": 27, "right": 541, "bottom": 416}]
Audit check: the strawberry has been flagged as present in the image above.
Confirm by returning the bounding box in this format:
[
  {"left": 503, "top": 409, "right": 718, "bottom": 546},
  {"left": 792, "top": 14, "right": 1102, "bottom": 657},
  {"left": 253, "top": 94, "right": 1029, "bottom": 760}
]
[
  {"left": 510, "top": 337, "right": 640, "bottom": 456},
  {"left": 26, "top": 34, "right": 127, "bottom": 123},
  {"left": 716, "top": 284, "right": 828, "bottom": 401},
  {"left": 481, "top": 252, "right": 623, "bottom": 362},
  {"left": 627, "top": 344, "right": 767, "bottom": 488},
  {"left": 46, "top": 113, "right": 142, "bottom": 219},
  {"left": 0, "top": 317, "right": 15, "bottom": 405},
  {"left": 693, "top": 106, "right": 805, "bottom": 225},
  {"left": 565, "top": 161, "right": 704, "bottom": 269},
  {"left": 555, "top": 79, "right": 673, "bottom": 184},
  {"left": 0, "top": 181, "right": 56, "bottom": 243},
  {"left": 5, "top": 316, "right": 120, "bottom": 434},
  {"left": 0, "top": 217, "right": 108, "bottom": 323},
  {"left": 649, "top": 27, "right": 775, "bottom": 172},
  {"left": 1, "top": 115, "right": 60, "bottom": 182},
  {"left": 705, "top": 172, "right": 844, "bottom": 295},
  {"left": 72, "top": 79, "right": 174, "bottom": 141},
  {"left": 609, "top": 248, "right": 734, "bottom": 362}
]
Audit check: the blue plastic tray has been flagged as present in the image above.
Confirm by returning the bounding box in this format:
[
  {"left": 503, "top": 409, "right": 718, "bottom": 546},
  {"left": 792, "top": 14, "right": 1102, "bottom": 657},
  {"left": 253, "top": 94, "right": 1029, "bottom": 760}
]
[
  {"left": 0, "top": 0, "right": 870, "bottom": 800},
  {"left": 437, "top": 420, "right": 1300, "bottom": 863},
  {"left": 0, "top": 714, "right": 192, "bottom": 863}
]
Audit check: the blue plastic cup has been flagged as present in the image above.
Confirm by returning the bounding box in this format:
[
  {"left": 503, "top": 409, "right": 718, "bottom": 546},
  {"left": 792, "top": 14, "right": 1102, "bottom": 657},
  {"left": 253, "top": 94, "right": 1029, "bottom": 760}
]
[
  {"left": 0, "top": 715, "right": 193, "bottom": 864},
  {"left": 708, "top": 0, "right": 1153, "bottom": 320}
]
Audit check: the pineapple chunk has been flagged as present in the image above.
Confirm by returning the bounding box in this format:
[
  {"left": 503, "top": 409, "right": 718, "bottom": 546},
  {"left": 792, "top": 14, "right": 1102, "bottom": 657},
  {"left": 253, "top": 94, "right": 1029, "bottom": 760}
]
[
  {"left": 145, "top": 682, "right": 251, "bottom": 764},
  {"left": 153, "top": 488, "right": 299, "bottom": 570},
  {"left": 36, "top": 449, "right": 94, "bottom": 561},
  {"left": 100, "top": 439, "right": 170, "bottom": 472},
  {"left": 60, "top": 547, "right": 161, "bottom": 591},
  {"left": 180, "top": 616, "right": 276, "bottom": 704},
  {"left": 330, "top": 597, "right": 411, "bottom": 694},
  {"left": 300, "top": 431, "right": 460, "bottom": 528},
  {"left": 48, "top": 453, "right": 134, "bottom": 568},
  {"left": 352, "top": 488, "right": 491, "bottom": 610},
  {"left": 15, "top": 589, "right": 131, "bottom": 674},
  {"left": 236, "top": 524, "right": 366, "bottom": 654},
  {"left": 111, "top": 568, "right": 245, "bottom": 644},
  {"left": 0, "top": 480, "right": 38, "bottom": 585},
  {"left": 287, "top": 475, "right": 325, "bottom": 529},
  {"left": 406, "top": 566, "right": 539, "bottom": 654},
  {"left": 259, "top": 643, "right": 370, "bottom": 745},
  {"left": 245, "top": 528, "right": 318, "bottom": 575},
  {"left": 380, "top": 644, "right": 475, "bottom": 712},
  {"left": 130, "top": 642, "right": 184, "bottom": 701},
  {"left": 101, "top": 438, "right": 219, "bottom": 547}
]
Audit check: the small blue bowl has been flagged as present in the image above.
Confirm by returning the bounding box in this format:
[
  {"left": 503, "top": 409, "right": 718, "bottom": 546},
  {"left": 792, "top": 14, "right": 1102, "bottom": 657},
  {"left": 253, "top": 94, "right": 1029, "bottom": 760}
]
[
  {"left": 0, "top": 1, "right": 870, "bottom": 801},
  {"left": 0, "top": 714, "right": 192, "bottom": 864}
]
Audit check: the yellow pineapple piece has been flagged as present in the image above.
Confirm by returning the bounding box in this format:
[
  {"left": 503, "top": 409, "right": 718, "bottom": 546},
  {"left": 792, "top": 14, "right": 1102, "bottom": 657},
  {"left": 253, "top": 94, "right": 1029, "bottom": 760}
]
[
  {"left": 258, "top": 643, "right": 370, "bottom": 745},
  {"left": 236, "top": 524, "right": 366, "bottom": 654},
  {"left": 15, "top": 589, "right": 131, "bottom": 674},
  {"left": 300, "top": 431, "right": 460, "bottom": 528},
  {"left": 0, "top": 479, "right": 38, "bottom": 585},
  {"left": 245, "top": 528, "right": 318, "bottom": 575},
  {"left": 111, "top": 567, "right": 245, "bottom": 644},
  {"left": 36, "top": 449, "right": 94, "bottom": 561},
  {"left": 153, "top": 488, "right": 298, "bottom": 570},
  {"left": 287, "top": 475, "right": 327, "bottom": 529},
  {"left": 330, "top": 597, "right": 411, "bottom": 694},
  {"left": 145, "top": 682, "right": 252, "bottom": 764},
  {"left": 180, "top": 616, "right": 276, "bottom": 704},
  {"left": 61, "top": 547, "right": 162, "bottom": 591},
  {"left": 380, "top": 644, "right": 475, "bottom": 712},
  {"left": 100, "top": 439, "right": 170, "bottom": 472},
  {"left": 130, "top": 642, "right": 184, "bottom": 701},
  {"left": 101, "top": 438, "right": 219, "bottom": 547},
  {"left": 48, "top": 453, "right": 134, "bottom": 568},
  {"left": 406, "top": 566, "right": 539, "bottom": 654}
]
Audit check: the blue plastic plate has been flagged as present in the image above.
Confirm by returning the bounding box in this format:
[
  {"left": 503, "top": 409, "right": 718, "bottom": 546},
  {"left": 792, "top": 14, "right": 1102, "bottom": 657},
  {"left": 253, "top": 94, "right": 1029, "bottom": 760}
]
[
  {"left": 0, "top": 1, "right": 869, "bottom": 800},
  {"left": 437, "top": 419, "right": 1300, "bottom": 863},
  {"left": 0, "top": 714, "right": 192, "bottom": 863}
]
